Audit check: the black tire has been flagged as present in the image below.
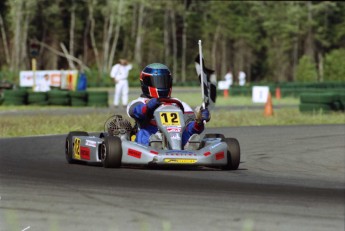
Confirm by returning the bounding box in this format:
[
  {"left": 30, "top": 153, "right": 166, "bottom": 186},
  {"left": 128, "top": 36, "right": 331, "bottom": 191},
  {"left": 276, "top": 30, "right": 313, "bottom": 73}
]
[
  {"left": 87, "top": 101, "right": 108, "bottom": 107},
  {"left": 299, "top": 103, "right": 332, "bottom": 113},
  {"left": 3, "top": 90, "right": 27, "bottom": 105},
  {"left": 70, "top": 91, "right": 87, "bottom": 99},
  {"left": 3, "top": 89, "right": 27, "bottom": 98},
  {"left": 101, "top": 136, "right": 122, "bottom": 168},
  {"left": 87, "top": 91, "right": 109, "bottom": 107},
  {"left": 48, "top": 90, "right": 69, "bottom": 98},
  {"left": 71, "top": 98, "right": 87, "bottom": 107},
  {"left": 222, "top": 138, "right": 240, "bottom": 170},
  {"left": 49, "top": 97, "right": 70, "bottom": 106},
  {"left": 2, "top": 97, "right": 26, "bottom": 105},
  {"left": 65, "top": 131, "right": 89, "bottom": 164},
  {"left": 300, "top": 93, "right": 337, "bottom": 104},
  {"left": 27, "top": 92, "right": 48, "bottom": 105},
  {"left": 48, "top": 90, "right": 71, "bottom": 105},
  {"left": 87, "top": 91, "right": 108, "bottom": 97}
]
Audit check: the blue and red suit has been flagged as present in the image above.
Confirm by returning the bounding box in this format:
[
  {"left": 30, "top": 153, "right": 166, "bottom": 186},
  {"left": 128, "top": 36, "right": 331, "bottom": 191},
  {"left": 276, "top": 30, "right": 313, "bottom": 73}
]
[{"left": 127, "top": 96, "right": 205, "bottom": 146}]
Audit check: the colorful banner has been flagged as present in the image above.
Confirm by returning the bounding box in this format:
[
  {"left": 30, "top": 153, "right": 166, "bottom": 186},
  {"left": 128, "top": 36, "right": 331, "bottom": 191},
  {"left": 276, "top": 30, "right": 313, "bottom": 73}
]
[{"left": 19, "top": 70, "right": 79, "bottom": 90}]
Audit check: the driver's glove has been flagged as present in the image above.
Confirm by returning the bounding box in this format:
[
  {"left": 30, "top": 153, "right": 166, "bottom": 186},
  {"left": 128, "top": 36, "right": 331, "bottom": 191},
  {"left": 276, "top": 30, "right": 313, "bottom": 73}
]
[
  {"left": 201, "top": 108, "right": 211, "bottom": 122},
  {"left": 196, "top": 107, "right": 210, "bottom": 125}
]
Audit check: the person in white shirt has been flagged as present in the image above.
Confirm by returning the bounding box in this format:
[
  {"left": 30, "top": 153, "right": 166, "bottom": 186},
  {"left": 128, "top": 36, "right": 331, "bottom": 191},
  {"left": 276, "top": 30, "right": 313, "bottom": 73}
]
[
  {"left": 238, "top": 71, "right": 246, "bottom": 86},
  {"left": 110, "top": 59, "right": 133, "bottom": 107},
  {"left": 35, "top": 74, "right": 51, "bottom": 92},
  {"left": 224, "top": 70, "right": 233, "bottom": 87}
]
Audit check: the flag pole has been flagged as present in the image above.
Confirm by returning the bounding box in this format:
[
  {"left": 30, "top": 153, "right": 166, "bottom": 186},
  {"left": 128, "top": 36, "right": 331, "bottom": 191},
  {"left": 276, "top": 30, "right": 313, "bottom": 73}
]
[
  {"left": 198, "top": 40, "right": 205, "bottom": 109},
  {"left": 198, "top": 40, "right": 207, "bottom": 125}
]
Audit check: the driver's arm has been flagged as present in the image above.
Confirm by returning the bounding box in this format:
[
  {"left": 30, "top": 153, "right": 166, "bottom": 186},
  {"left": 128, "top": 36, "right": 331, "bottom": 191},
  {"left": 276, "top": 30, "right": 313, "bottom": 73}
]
[
  {"left": 184, "top": 107, "right": 210, "bottom": 134},
  {"left": 182, "top": 108, "right": 210, "bottom": 146},
  {"left": 129, "top": 98, "right": 160, "bottom": 121}
]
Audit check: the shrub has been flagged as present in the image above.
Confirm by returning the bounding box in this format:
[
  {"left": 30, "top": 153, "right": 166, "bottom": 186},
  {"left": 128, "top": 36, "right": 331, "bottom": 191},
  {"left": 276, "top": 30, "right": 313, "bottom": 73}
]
[
  {"left": 324, "top": 49, "right": 345, "bottom": 81},
  {"left": 295, "top": 55, "right": 318, "bottom": 82}
]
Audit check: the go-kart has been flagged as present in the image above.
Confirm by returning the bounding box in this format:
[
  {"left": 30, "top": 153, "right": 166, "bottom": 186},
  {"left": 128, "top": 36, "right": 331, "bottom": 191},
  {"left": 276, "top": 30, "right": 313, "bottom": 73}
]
[{"left": 65, "top": 98, "right": 240, "bottom": 170}]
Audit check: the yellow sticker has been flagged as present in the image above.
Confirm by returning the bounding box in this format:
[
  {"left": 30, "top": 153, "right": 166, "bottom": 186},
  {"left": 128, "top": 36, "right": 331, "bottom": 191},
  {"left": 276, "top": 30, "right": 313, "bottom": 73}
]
[
  {"left": 164, "top": 158, "right": 197, "bottom": 164},
  {"left": 131, "top": 135, "right": 136, "bottom": 142},
  {"left": 73, "top": 138, "right": 81, "bottom": 160},
  {"left": 159, "top": 112, "right": 181, "bottom": 126}
]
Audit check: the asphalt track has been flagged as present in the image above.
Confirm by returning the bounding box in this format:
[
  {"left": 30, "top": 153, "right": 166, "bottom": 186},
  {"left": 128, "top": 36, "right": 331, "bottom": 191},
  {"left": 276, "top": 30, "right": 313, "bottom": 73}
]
[{"left": 0, "top": 125, "right": 344, "bottom": 231}]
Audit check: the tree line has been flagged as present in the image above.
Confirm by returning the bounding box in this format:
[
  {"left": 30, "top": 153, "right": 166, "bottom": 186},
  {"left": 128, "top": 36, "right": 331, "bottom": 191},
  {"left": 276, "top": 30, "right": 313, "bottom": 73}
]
[{"left": 0, "top": 0, "right": 344, "bottom": 85}]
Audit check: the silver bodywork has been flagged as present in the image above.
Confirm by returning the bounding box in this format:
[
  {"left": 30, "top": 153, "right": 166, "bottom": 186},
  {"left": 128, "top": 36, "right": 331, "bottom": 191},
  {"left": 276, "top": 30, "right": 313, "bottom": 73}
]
[{"left": 69, "top": 104, "right": 230, "bottom": 167}]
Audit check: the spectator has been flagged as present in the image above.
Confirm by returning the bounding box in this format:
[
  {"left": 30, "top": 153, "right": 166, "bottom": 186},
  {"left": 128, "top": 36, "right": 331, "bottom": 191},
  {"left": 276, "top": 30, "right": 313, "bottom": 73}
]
[
  {"left": 238, "top": 71, "right": 246, "bottom": 86},
  {"left": 110, "top": 59, "right": 133, "bottom": 108},
  {"left": 224, "top": 69, "right": 233, "bottom": 87},
  {"left": 35, "top": 74, "right": 51, "bottom": 92}
]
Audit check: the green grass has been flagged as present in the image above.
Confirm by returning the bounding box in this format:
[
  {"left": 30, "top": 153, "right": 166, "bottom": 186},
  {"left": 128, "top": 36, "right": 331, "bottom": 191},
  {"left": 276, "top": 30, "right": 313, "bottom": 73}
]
[
  {"left": 175, "top": 93, "right": 299, "bottom": 107},
  {"left": 0, "top": 89, "right": 344, "bottom": 137},
  {"left": 0, "top": 113, "right": 110, "bottom": 137},
  {"left": 209, "top": 108, "right": 344, "bottom": 127},
  {"left": 0, "top": 106, "right": 344, "bottom": 138},
  {"left": 0, "top": 87, "right": 297, "bottom": 110},
  {"left": 85, "top": 87, "right": 299, "bottom": 108}
]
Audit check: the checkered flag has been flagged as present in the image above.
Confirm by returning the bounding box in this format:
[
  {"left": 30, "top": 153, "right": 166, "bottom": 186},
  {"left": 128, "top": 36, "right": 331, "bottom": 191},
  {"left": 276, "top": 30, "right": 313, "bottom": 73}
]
[{"left": 194, "top": 54, "right": 217, "bottom": 109}]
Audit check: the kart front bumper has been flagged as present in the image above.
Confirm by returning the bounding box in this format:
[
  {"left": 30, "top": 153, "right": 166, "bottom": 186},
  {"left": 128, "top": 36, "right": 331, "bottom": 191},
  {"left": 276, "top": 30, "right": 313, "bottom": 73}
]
[{"left": 121, "top": 140, "right": 228, "bottom": 166}]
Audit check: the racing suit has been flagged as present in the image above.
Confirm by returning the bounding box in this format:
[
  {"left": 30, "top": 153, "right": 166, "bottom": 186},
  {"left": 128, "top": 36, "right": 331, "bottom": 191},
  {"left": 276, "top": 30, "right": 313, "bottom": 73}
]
[{"left": 127, "top": 96, "right": 207, "bottom": 146}]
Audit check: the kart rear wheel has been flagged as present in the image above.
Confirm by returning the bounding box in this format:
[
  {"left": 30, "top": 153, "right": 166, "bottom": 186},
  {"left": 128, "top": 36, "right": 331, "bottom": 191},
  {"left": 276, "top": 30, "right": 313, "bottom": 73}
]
[
  {"left": 101, "top": 136, "right": 122, "bottom": 168},
  {"left": 222, "top": 138, "right": 240, "bottom": 170},
  {"left": 65, "top": 131, "right": 89, "bottom": 164}
]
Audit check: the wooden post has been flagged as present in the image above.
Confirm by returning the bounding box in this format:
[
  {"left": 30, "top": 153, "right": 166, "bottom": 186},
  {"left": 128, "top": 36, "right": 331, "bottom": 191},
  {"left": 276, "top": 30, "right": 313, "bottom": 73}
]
[{"left": 32, "top": 58, "right": 37, "bottom": 91}]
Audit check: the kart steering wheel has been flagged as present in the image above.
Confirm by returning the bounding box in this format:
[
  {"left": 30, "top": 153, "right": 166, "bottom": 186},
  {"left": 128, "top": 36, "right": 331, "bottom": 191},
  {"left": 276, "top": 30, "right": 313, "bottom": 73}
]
[{"left": 158, "top": 98, "right": 185, "bottom": 113}]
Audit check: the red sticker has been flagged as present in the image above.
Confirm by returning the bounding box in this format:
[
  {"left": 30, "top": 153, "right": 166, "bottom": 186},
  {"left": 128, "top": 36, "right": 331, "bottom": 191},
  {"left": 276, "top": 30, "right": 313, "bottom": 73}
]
[
  {"left": 204, "top": 152, "right": 211, "bottom": 157},
  {"left": 215, "top": 151, "right": 224, "bottom": 160},
  {"left": 80, "top": 146, "right": 90, "bottom": 160},
  {"left": 150, "top": 150, "right": 158, "bottom": 155},
  {"left": 128, "top": 148, "right": 142, "bottom": 159}
]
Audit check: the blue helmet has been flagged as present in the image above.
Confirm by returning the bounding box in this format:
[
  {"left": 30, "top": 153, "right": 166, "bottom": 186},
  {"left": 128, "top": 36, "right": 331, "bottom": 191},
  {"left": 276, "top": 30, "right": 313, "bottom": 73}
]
[{"left": 140, "top": 63, "right": 172, "bottom": 98}]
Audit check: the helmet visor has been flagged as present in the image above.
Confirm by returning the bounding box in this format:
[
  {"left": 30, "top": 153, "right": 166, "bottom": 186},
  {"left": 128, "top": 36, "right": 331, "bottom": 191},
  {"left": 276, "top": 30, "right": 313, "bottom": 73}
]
[{"left": 143, "top": 75, "right": 172, "bottom": 89}]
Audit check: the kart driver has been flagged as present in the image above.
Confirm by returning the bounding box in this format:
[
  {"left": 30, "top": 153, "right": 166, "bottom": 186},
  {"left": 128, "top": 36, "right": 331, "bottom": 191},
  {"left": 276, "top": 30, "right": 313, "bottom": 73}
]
[{"left": 127, "top": 63, "right": 210, "bottom": 146}]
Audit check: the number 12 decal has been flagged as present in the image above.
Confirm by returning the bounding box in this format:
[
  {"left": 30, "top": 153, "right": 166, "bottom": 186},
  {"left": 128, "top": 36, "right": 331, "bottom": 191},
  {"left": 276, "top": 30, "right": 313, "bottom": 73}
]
[
  {"left": 73, "top": 138, "right": 81, "bottom": 160},
  {"left": 160, "top": 112, "right": 181, "bottom": 126}
]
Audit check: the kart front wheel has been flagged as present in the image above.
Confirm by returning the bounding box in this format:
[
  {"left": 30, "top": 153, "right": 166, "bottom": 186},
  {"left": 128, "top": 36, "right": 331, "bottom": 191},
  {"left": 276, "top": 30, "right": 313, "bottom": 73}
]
[
  {"left": 65, "top": 131, "right": 89, "bottom": 164},
  {"left": 101, "top": 136, "right": 122, "bottom": 168},
  {"left": 222, "top": 138, "right": 240, "bottom": 170}
]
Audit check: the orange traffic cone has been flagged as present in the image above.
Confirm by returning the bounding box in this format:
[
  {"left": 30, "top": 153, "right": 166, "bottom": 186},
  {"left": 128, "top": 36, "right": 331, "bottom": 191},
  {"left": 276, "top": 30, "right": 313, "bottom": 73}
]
[
  {"left": 275, "top": 87, "right": 281, "bottom": 100},
  {"left": 224, "top": 89, "right": 229, "bottom": 98},
  {"left": 264, "top": 92, "right": 274, "bottom": 117}
]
